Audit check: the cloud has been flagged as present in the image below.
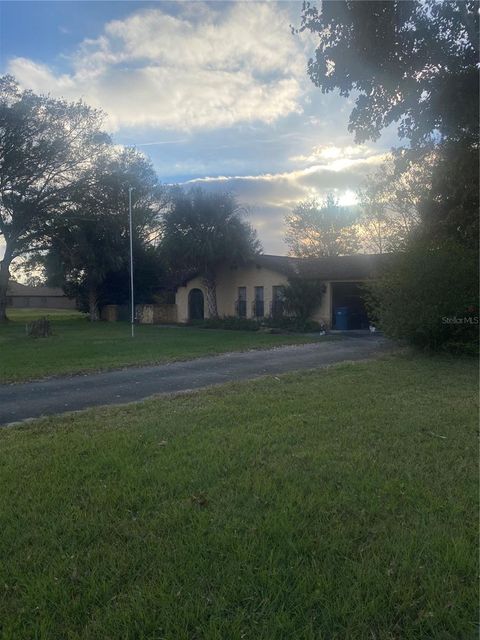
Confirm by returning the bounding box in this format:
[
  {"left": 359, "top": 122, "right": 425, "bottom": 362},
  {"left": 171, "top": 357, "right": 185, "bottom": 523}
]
[
  {"left": 290, "top": 143, "right": 378, "bottom": 164},
  {"left": 183, "top": 152, "right": 386, "bottom": 198},
  {"left": 8, "top": 3, "right": 314, "bottom": 132},
  {"left": 180, "top": 150, "right": 387, "bottom": 253}
]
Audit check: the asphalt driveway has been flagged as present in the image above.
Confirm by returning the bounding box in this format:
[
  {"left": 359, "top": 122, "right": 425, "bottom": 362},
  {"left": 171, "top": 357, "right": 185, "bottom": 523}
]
[{"left": 0, "top": 335, "right": 392, "bottom": 425}]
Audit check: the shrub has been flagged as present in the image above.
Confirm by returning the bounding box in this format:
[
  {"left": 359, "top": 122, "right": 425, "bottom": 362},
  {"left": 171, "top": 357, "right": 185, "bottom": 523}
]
[
  {"left": 283, "top": 277, "right": 326, "bottom": 322},
  {"left": 27, "top": 317, "right": 52, "bottom": 338},
  {"left": 189, "top": 316, "right": 260, "bottom": 331},
  {"left": 262, "top": 316, "right": 324, "bottom": 333},
  {"left": 366, "top": 241, "right": 479, "bottom": 353},
  {"left": 188, "top": 315, "right": 325, "bottom": 334}
]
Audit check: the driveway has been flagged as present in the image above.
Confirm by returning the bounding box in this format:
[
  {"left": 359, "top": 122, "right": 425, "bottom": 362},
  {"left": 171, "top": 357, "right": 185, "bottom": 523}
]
[{"left": 0, "top": 335, "right": 392, "bottom": 425}]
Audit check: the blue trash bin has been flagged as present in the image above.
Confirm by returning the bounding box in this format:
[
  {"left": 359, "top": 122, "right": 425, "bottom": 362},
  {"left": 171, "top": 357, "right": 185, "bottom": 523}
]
[{"left": 335, "top": 306, "right": 349, "bottom": 330}]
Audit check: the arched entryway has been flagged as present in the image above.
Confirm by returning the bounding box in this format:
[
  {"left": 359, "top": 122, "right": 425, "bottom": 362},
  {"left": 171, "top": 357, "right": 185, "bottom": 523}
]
[{"left": 188, "top": 288, "right": 204, "bottom": 320}]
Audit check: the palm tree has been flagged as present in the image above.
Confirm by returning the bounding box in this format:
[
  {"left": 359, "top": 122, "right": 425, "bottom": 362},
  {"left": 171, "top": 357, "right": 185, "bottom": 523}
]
[{"left": 161, "top": 187, "right": 261, "bottom": 317}]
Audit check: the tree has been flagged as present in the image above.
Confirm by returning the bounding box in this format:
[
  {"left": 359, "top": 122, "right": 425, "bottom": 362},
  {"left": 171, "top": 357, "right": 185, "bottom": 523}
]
[
  {"left": 0, "top": 76, "right": 108, "bottom": 322},
  {"left": 161, "top": 187, "right": 261, "bottom": 317},
  {"left": 99, "top": 245, "right": 165, "bottom": 308},
  {"left": 419, "top": 141, "right": 479, "bottom": 251},
  {"left": 299, "top": 1, "right": 478, "bottom": 147},
  {"left": 299, "top": 1, "right": 479, "bottom": 350},
  {"left": 43, "top": 147, "right": 166, "bottom": 320},
  {"left": 285, "top": 194, "right": 359, "bottom": 258},
  {"left": 357, "top": 155, "right": 428, "bottom": 253},
  {"left": 283, "top": 276, "right": 325, "bottom": 324},
  {"left": 299, "top": 1, "right": 479, "bottom": 246}
]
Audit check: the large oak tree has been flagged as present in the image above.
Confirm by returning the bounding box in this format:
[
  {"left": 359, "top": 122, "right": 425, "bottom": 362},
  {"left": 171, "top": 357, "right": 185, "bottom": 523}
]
[
  {"left": 43, "top": 147, "right": 166, "bottom": 320},
  {"left": 0, "top": 76, "right": 108, "bottom": 321},
  {"left": 299, "top": 0, "right": 479, "bottom": 246},
  {"left": 300, "top": 0, "right": 478, "bottom": 146}
]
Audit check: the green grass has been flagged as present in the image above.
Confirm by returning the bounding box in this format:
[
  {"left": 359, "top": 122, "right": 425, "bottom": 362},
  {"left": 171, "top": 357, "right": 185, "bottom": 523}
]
[
  {"left": 0, "top": 309, "right": 327, "bottom": 382},
  {"left": 6, "top": 307, "right": 86, "bottom": 321},
  {"left": 0, "top": 354, "right": 477, "bottom": 639}
]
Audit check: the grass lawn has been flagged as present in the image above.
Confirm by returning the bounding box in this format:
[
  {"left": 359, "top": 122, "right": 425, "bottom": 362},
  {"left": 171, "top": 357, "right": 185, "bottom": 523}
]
[
  {"left": 0, "top": 308, "right": 327, "bottom": 383},
  {"left": 0, "top": 354, "right": 477, "bottom": 639}
]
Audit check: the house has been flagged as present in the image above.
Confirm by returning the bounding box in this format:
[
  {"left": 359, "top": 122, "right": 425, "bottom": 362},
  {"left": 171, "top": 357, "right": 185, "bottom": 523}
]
[
  {"left": 175, "top": 254, "right": 389, "bottom": 329},
  {"left": 6, "top": 281, "right": 77, "bottom": 310}
]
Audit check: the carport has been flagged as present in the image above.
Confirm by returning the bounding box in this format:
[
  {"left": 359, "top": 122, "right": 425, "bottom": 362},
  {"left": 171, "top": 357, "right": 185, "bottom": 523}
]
[{"left": 331, "top": 281, "right": 370, "bottom": 330}]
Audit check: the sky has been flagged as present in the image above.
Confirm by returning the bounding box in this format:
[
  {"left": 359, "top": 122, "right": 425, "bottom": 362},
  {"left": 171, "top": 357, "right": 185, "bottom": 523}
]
[{"left": 0, "top": 0, "right": 400, "bottom": 254}]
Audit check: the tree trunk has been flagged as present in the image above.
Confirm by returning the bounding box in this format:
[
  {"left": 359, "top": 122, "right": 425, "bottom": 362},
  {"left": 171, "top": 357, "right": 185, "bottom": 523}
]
[
  {"left": 0, "top": 252, "right": 12, "bottom": 324},
  {"left": 88, "top": 287, "right": 99, "bottom": 322},
  {"left": 202, "top": 273, "right": 218, "bottom": 318}
]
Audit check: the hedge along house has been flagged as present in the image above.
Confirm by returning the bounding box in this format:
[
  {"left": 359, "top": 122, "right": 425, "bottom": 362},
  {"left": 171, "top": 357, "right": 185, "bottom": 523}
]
[{"left": 175, "top": 254, "right": 389, "bottom": 329}]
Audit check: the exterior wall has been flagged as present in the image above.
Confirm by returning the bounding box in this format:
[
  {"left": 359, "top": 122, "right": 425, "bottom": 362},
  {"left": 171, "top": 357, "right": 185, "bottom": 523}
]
[
  {"left": 312, "top": 281, "right": 332, "bottom": 327},
  {"left": 176, "top": 275, "right": 207, "bottom": 324},
  {"left": 101, "top": 305, "right": 130, "bottom": 322},
  {"left": 175, "top": 265, "right": 334, "bottom": 326},
  {"left": 136, "top": 304, "right": 177, "bottom": 324},
  {"left": 101, "top": 305, "right": 119, "bottom": 322},
  {"left": 7, "top": 295, "right": 76, "bottom": 309},
  {"left": 216, "top": 264, "right": 289, "bottom": 319}
]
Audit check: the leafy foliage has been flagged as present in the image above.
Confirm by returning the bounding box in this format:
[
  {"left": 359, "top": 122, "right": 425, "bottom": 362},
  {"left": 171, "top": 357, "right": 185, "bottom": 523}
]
[
  {"left": 43, "top": 147, "right": 165, "bottom": 320},
  {"left": 300, "top": 0, "right": 478, "bottom": 147},
  {"left": 26, "top": 317, "right": 52, "bottom": 338},
  {"left": 300, "top": 1, "right": 479, "bottom": 349},
  {"left": 161, "top": 187, "right": 261, "bottom": 316},
  {"left": 262, "top": 315, "right": 324, "bottom": 333},
  {"left": 300, "top": 0, "right": 479, "bottom": 246},
  {"left": 190, "top": 314, "right": 324, "bottom": 334},
  {"left": 418, "top": 141, "right": 479, "bottom": 250},
  {"left": 357, "top": 154, "right": 426, "bottom": 253},
  {"left": 366, "top": 241, "right": 478, "bottom": 353},
  {"left": 285, "top": 194, "right": 359, "bottom": 257},
  {"left": 189, "top": 316, "right": 260, "bottom": 332},
  {"left": 99, "top": 246, "right": 165, "bottom": 307},
  {"left": 283, "top": 276, "right": 326, "bottom": 324},
  {"left": 0, "top": 75, "right": 108, "bottom": 321}
]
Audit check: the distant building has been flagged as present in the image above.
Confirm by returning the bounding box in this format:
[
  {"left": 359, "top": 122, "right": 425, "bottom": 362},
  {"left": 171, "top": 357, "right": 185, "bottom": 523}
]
[{"left": 6, "top": 281, "right": 76, "bottom": 310}]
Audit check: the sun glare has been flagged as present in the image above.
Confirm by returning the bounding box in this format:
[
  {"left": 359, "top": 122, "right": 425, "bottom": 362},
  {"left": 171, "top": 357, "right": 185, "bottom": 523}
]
[{"left": 338, "top": 190, "right": 358, "bottom": 207}]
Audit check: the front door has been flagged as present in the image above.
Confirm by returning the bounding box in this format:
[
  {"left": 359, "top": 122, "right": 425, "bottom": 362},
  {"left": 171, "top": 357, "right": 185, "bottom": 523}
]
[{"left": 188, "top": 288, "right": 204, "bottom": 320}]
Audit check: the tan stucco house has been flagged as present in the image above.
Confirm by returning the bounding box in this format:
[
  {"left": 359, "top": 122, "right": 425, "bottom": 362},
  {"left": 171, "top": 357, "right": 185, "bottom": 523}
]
[{"left": 175, "top": 254, "right": 388, "bottom": 330}]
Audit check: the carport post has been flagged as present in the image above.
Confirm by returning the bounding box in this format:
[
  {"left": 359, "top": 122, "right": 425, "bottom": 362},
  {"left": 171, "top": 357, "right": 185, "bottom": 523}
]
[{"left": 128, "top": 187, "right": 135, "bottom": 338}]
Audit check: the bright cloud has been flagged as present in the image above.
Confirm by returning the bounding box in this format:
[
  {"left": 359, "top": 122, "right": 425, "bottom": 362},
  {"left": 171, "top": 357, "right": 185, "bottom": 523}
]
[
  {"left": 290, "top": 143, "right": 378, "bottom": 164},
  {"left": 9, "top": 3, "right": 314, "bottom": 132},
  {"left": 181, "top": 150, "right": 386, "bottom": 252}
]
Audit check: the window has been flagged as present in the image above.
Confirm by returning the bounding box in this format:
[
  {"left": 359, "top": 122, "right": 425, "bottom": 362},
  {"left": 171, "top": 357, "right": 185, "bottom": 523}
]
[
  {"left": 236, "top": 287, "right": 247, "bottom": 318},
  {"left": 272, "top": 286, "right": 285, "bottom": 317},
  {"left": 254, "top": 286, "right": 264, "bottom": 318}
]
